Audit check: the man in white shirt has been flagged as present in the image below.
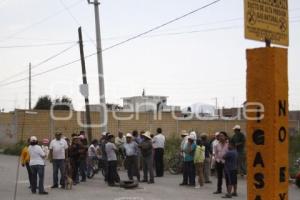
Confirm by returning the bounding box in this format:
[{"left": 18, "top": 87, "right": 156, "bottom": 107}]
[
  {"left": 152, "top": 128, "right": 166, "bottom": 177},
  {"left": 87, "top": 139, "right": 98, "bottom": 178},
  {"left": 49, "top": 132, "right": 68, "bottom": 188},
  {"left": 105, "top": 134, "right": 120, "bottom": 186},
  {"left": 124, "top": 133, "right": 140, "bottom": 181},
  {"left": 115, "top": 131, "right": 126, "bottom": 166},
  {"left": 211, "top": 132, "right": 220, "bottom": 174},
  {"left": 28, "top": 136, "right": 48, "bottom": 195}
]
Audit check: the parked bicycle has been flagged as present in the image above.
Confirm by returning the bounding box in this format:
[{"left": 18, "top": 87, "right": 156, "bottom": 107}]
[
  {"left": 168, "top": 152, "right": 183, "bottom": 175},
  {"left": 87, "top": 158, "right": 106, "bottom": 179}
]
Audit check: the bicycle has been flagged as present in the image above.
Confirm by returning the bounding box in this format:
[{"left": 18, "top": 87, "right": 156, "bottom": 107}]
[
  {"left": 87, "top": 157, "right": 106, "bottom": 179},
  {"left": 168, "top": 152, "right": 183, "bottom": 175}
]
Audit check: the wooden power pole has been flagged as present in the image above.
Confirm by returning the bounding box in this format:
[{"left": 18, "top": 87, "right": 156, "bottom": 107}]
[
  {"left": 78, "top": 27, "right": 93, "bottom": 143},
  {"left": 29, "top": 63, "right": 31, "bottom": 110}
]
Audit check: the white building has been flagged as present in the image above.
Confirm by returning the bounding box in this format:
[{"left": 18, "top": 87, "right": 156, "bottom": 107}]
[{"left": 122, "top": 95, "right": 180, "bottom": 112}]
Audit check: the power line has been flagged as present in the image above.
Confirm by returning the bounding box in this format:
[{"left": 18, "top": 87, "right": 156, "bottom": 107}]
[
  {"left": 102, "top": 0, "right": 223, "bottom": 51},
  {"left": 2, "top": 16, "right": 300, "bottom": 88},
  {"left": 2, "top": 13, "right": 298, "bottom": 48},
  {"left": 0, "top": 43, "right": 77, "bottom": 84},
  {"left": 0, "top": 0, "right": 82, "bottom": 42},
  {"left": 0, "top": 41, "right": 76, "bottom": 49},
  {"left": 0, "top": 0, "right": 223, "bottom": 88},
  {"left": 59, "top": 0, "right": 96, "bottom": 47},
  {"left": 31, "top": 43, "right": 77, "bottom": 70}
]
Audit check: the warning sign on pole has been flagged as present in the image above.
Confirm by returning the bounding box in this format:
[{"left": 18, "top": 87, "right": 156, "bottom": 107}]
[{"left": 244, "top": 0, "right": 289, "bottom": 46}]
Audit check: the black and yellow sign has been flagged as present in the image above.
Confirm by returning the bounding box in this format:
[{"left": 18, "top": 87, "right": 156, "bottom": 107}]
[
  {"left": 244, "top": 0, "right": 289, "bottom": 46},
  {"left": 246, "top": 47, "right": 289, "bottom": 200}
]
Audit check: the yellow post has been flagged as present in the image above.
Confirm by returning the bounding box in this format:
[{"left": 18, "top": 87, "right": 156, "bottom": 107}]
[{"left": 246, "top": 47, "right": 289, "bottom": 200}]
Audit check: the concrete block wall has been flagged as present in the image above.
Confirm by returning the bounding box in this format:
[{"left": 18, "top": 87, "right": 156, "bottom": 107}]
[{"left": 1, "top": 109, "right": 297, "bottom": 143}]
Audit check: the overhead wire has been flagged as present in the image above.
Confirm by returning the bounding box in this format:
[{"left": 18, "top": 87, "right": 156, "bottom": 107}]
[
  {"left": 0, "top": 43, "right": 77, "bottom": 84},
  {"left": 0, "top": 41, "right": 76, "bottom": 49},
  {"left": 0, "top": 0, "right": 83, "bottom": 42},
  {"left": 101, "top": 0, "right": 223, "bottom": 52},
  {"left": 2, "top": 0, "right": 299, "bottom": 93},
  {"left": 2, "top": 13, "right": 299, "bottom": 48},
  {"left": 0, "top": 0, "right": 223, "bottom": 88},
  {"left": 2, "top": 16, "right": 300, "bottom": 88},
  {"left": 58, "top": 0, "right": 97, "bottom": 47}
]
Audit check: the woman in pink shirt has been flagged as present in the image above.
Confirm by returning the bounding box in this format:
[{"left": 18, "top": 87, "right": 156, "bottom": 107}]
[{"left": 213, "top": 131, "right": 229, "bottom": 194}]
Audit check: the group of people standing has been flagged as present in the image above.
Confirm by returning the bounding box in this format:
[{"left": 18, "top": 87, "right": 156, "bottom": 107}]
[
  {"left": 20, "top": 130, "right": 95, "bottom": 194},
  {"left": 102, "top": 128, "right": 166, "bottom": 186},
  {"left": 20, "top": 125, "right": 245, "bottom": 198},
  {"left": 20, "top": 128, "right": 166, "bottom": 194},
  {"left": 179, "top": 125, "right": 246, "bottom": 199}
]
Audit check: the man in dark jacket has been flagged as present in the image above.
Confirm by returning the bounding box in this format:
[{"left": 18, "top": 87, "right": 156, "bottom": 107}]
[
  {"left": 200, "top": 133, "right": 212, "bottom": 183},
  {"left": 69, "top": 136, "right": 80, "bottom": 184},
  {"left": 230, "top": 125, "right": 246, "bottom": 176},
  {"left": 139, "top": 131, "right": 154, "bottom": 184}
]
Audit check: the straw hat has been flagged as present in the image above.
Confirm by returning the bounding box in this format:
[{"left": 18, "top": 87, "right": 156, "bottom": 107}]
[
  {"left": 233, "top": 125, "right": 241, "bottom": 130},
  {"left": 187, "top": 135, "right": 195, "bottom": 140},
  {"left": 200, "top": 133, "right": 208, "bottom": 137},
  {"left": 106, "top": 133, "right": 114, "bottom": 139},
  {"left": 30, "top": 136, "right": 37, "bottom": 142},
  {"left": 102, "top": 132, "right": 107, "bottom": 136},
  {"left": 126, "top": 133, "right": 132, "bottom": 138},
  {"left": 142, "top": 131, "right": 152, "bottom": 139},
  {"left": 181, "top": 130, "right": 188, "bottom": 136}
]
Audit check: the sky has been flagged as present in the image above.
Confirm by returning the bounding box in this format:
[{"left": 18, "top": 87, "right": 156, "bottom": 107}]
[{"left": 0, "top": 0, "right": 299, "bottom": 112}]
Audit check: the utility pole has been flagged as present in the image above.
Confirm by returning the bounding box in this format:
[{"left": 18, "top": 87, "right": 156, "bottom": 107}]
[
  {"left": 87, "top": 0, "right": 107, "bottom": 133},
  {"left": 213, "top": 97, "right": 219, "bottom": 119},
  {"left": 29, "top": 63, "right": 32, "bottom": 110},
  {"left": 78, "top": 27, "right": 93, "bottom": 143}
]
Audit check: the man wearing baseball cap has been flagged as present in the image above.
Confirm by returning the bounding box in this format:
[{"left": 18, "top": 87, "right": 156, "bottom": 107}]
[
  {"left": 230, "top": 125, "right": 246, "bottom": 177},
  {"left": 28, "top": 136, "right": 48, "bottom": 195}
]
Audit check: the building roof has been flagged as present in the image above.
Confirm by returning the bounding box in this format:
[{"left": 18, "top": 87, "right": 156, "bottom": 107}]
[{"left": 122, "top": 95, "right": 168, "bottom": 100}]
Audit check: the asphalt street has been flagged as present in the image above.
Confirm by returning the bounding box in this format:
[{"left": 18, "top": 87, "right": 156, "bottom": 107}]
[{"left": 0, "top": 154, "right": 299, "bottom": 200}]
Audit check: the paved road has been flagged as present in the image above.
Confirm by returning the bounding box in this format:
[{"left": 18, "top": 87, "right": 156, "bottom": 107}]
[{"left": 0, "top": 154, "right": 299, "bottom": 200}]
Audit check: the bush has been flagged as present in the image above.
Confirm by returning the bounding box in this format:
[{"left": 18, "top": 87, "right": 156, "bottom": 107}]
[
  {"left": 164, "top": 134, "right": 182, "bottom": 170},
  {"left": 3, "top": 141, "right": 26, "bottom": 156}
]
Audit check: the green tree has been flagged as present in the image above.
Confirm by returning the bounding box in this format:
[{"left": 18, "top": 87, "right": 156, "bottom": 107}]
[
  {"left": 53, "top": 96, "right": 73, "bottom": 110},
  {"left": 33, "top": 95, "right": 52, "bottom": 110},
  {"left": 33, "top": 95, "right": 73, "bottom": 110}
]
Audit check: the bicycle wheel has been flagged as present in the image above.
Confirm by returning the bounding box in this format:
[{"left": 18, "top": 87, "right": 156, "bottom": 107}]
[
  {"left": 87, "top": 168, "right": 95, "bottom": 179},
  {"left": 168, "top": 157, "right": 181, "bottom": 175},
  {"left": 101, "top": 168, "right": 106, "bottom": 177}
]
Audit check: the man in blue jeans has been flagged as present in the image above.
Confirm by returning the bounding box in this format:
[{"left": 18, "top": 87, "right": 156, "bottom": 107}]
[
  {"left": 180, "top": 136, "right": 196, "bottom": 186},
  {"left": 28, "top": 136, "right": 48, "bottom": 195},
  {"left": 49, "top": 132, "right": 68, "bottom": 188}
]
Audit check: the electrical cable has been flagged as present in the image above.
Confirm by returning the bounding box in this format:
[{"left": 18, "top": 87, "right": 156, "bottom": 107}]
[
  {"left": 101, "top": 0, "right": 223, "bottom": 51},
  {"left": 0, "top": 41, "right": 76, "bottom": 49},
  {"left": 0, "top": 0, "right": 223, "bottom": 87},
  {"left": 0, "top": 0, "right": 82, "bottom": 42},
  {"left": 58, "top": 0, "right": 97, "bottom": 47},
  {"left": 0, "top": 43, "right": 77, "bottom": 84},
  {"left": 1, "top": 15, "right": 299, "bottom": 88}
]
